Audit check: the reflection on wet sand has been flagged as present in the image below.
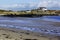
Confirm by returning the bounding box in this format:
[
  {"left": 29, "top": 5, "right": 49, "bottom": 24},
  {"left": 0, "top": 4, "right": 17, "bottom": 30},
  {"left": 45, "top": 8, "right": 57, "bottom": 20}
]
[{"left": 0, "top": 16, "right": 60, "bottom": 40}]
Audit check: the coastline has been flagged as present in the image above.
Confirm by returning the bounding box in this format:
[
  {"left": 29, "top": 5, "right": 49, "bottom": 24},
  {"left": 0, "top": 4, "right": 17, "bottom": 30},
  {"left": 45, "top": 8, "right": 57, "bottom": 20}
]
[
  {"left": 0, "top": 26, "right": 59, "bottom": 40},
  {"left": 0, "top": 16, "right": 60, "bottom": 40}
]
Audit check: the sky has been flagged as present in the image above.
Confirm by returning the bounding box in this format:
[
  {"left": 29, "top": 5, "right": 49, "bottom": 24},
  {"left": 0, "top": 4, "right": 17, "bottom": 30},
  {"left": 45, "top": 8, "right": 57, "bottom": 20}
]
[{"left": 0, "top": 0, "right": 60, "bottom": 10}]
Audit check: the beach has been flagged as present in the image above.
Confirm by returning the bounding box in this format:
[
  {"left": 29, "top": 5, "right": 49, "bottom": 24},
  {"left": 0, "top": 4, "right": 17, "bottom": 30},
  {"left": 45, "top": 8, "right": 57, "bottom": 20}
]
[
  {"left": 0, "top": 27, "right": 59, "bottom": 40},
  {"left": 0, "top": 16, "right": 60, "bottom": 40}
]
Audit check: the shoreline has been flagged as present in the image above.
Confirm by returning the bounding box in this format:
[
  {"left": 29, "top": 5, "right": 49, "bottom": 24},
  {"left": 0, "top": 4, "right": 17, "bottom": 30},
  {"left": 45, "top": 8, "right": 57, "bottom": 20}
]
[
  {"left": 0, "top": 20, "right": 60, "bottom": 36},
  {"left": 0, "top": 16, "right": 60, "bottom": 40},
  {"left": 0, "top": 26, "right": 60, "bottom": 40}
]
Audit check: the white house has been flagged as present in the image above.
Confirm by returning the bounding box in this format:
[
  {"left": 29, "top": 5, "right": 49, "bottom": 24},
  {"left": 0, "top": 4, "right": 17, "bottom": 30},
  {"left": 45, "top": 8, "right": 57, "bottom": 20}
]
[
  {"left": 26, "top": 10, "right": 31, "bottom": 13},
  {"left": 37, "top": 7, "right": 47, "bottom": 11}
]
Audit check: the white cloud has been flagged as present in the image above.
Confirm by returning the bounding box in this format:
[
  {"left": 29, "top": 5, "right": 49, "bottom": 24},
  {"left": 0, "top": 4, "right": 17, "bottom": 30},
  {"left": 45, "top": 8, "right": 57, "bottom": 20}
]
[
  {"left": 0, "top": 0, "right": 60, "bottom": 10},
  {"left": 29, "top": 3, "right": 37, "bottom": 8},
  {"left": 37, "top": 0, "right": 60, "bottom": 8},
  {"left": 37, "top": 1, "right": 48, "bottom": 7},
  {"left": 0, "top": 3, "right": 37, "bottom": 9},
  {"left": 0, "top": 4, "right": 26, "bottom": 8}
]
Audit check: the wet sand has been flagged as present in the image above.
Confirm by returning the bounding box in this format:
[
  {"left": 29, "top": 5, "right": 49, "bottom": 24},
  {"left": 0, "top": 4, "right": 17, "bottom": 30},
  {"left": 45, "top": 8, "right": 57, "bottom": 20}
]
[
  {"left": 0, "top": 27, "right": 49, "bottom": 40},
  {"left": 0, "top": 19, "right": 60, "bottom": 36},
  {"left": 0, "top": 20, "right": 60, "bottom": 40},
  {"left": 0, "top": 27, "right": 59, "bottom": 40},
  {"left": 0, "top": 17, "right": 60, "bottom": 40}
]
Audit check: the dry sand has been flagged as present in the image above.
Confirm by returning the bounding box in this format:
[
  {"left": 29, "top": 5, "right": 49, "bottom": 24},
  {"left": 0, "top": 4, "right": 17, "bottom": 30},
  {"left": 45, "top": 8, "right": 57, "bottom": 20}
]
[
  {"left": 0, "top": 27, "right": 44, "bottom": 40},
  {"left": 0, "top": 27, "right": 59, "bottom": 40}
]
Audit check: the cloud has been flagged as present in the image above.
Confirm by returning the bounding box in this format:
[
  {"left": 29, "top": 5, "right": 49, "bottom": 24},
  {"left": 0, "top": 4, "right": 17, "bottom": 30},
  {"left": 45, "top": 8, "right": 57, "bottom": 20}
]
[
  {"left": 37, "top": 0, "right": 60, "bottom": 8},
  {"left": 29, "top": 3, "right": 37, "bottom": 8},
  {"left": 0, "top": 0, "right": 60, "bottom": 10},
  {"left": 0, "top": 4, "right": 26, "bottom": 8},
  {"left": 37, "top": 1, "right": 48, "bottom": 7},
  {"left": 0, "top": 3, "right": 37, "bottom": 10},
  {"left": 0, "top": 4, "right": 27, "bottom": 10}
]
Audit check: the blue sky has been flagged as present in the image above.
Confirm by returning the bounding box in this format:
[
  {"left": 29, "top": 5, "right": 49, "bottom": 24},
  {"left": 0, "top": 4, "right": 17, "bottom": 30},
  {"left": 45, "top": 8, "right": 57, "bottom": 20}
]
[{"left": 0, "top": 0, "right": 60, "bottom": 10}]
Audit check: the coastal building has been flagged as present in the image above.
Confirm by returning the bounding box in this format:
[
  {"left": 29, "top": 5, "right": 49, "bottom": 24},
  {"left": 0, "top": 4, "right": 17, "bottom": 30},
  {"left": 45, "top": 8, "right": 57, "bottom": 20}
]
[
  {"left": 37, "top": 7, "right": 47, "bottom": 11},
  {"left": 37, "top": 7, "right": 47, "bottom": 10},
  {"left": 26, "top": 10, "right": 31, "bottom": 13}
]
